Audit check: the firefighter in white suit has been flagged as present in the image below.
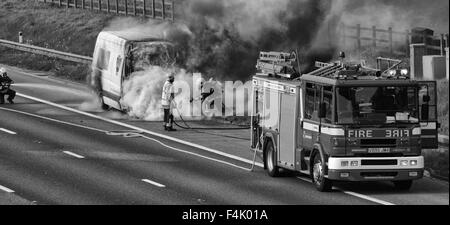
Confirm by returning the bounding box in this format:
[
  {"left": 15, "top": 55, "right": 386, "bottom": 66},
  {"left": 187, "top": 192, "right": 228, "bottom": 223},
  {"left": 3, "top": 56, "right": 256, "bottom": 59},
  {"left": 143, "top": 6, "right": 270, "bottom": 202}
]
[{"left": 161, "top": 73, "right": 176, "bottom": 131}]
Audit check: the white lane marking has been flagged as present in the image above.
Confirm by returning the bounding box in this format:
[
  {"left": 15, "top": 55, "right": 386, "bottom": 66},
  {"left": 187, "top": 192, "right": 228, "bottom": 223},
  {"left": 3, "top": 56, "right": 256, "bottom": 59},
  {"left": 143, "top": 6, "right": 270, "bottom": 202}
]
[
  {"left": 62, "top": 151, "right": 85, "bottom": 159},
  {"left": 0, "top": 128, "right": 17, "bottom": 135},
  {"left": 0, "top": 107, "right": 106, "bottom": 133},
  {"left": 139, "top": 135, "right": 256, "bottom": 171},
  {"left": 11, "top": 93, "right": 396, "bottom": 205},
  {"left": 336, "top": 189, "right": 395, "bottom": 205},
  {"left": 142, "top": 179, "right": 166, "bottom": 188},
  {"left": 0, "top": 184, "right": 15, "bottom": 193},
  {"left": 15, "top": 93, "right": 264, "bottom": 168},
  {"left": 296, "top": 177, "right": 395, "bottom": 205}
]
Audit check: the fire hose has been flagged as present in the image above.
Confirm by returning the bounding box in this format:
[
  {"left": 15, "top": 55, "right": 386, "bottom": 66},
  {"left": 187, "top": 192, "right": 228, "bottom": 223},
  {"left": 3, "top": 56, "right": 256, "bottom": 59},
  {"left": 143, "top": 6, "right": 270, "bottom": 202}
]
[
  {"left": 166, "top": 100, "right": 260, "bottom": 171},
  {"left": 169, "top": 100, "right": 251, "bottom": 141},
  {"left": 105, "top": 129, "right": 259, "bottom": 172}
]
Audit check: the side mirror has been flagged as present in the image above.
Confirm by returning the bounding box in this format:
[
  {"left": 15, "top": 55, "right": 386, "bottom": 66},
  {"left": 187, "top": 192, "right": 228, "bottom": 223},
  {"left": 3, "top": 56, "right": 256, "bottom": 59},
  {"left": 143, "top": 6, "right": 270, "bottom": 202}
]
[
  {"left": 318, "top": 102, "right": 327, "bottom": 119},
  {"left": 421, "top": 104, "right": 429, "bottom": 121},
  {"left": 423, "top": 95, "right": 430, "bottom": 103}
]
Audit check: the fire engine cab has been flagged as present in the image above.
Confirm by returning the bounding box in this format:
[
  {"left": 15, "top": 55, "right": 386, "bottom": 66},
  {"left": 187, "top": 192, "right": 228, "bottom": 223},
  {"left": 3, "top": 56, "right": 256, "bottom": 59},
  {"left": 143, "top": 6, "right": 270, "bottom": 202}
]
[{"left": 250, "top": 51, "right": 438, "bottom": 192}]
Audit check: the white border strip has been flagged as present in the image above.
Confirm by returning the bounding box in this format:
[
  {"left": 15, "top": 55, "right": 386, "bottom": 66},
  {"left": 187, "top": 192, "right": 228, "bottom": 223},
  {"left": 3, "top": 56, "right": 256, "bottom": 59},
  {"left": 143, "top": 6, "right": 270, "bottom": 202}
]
[
  {"left": 335, "top": 188, "right": 395, "bottom": 205},
  {"left": 0, "top": 184, "right": 15, "bottom": 193},
  {"left": 142, "top": 179, "right": 166, "bottom": 188},
  {"left": 62, "top": 151, "right": 85, "bottom": 159},
  {"left": 296, "top": 177, "right": 395, "bottom": 205},
  {"left": 0, "top": 128, "right": 17, "bottom": 135},
  {"left": 16, "top": 92, "right": 264, "bottom": 168}
]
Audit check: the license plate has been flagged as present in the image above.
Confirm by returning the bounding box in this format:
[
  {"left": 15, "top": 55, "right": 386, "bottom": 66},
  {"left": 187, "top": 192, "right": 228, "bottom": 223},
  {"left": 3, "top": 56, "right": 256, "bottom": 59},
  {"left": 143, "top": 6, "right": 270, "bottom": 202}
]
[{"left": 368, "top": 148, "right": 391, "bottom": 153}]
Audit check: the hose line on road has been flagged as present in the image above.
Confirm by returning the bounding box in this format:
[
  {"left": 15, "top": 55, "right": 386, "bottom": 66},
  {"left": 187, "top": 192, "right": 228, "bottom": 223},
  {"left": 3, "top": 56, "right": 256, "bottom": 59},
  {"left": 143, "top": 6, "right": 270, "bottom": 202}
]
[
  {"left": 171, "top": 102, "right": 251, "bottom": 141},
  {"left": 0, "top": 106, "right": 260, "bottom": 172},
  {"left": 105, "top": 130, "right": 259, "bottom": 172}
]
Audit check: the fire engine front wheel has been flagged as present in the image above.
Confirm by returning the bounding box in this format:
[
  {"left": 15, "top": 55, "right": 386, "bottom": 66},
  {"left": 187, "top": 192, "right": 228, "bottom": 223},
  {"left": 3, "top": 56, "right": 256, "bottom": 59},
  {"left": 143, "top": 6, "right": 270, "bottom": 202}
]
[
  {"left": 312, "top": 153, "right": 332, "bottom": 192},
  {"left": 265, "top": 140, "right": 280, "bottom": 177}
]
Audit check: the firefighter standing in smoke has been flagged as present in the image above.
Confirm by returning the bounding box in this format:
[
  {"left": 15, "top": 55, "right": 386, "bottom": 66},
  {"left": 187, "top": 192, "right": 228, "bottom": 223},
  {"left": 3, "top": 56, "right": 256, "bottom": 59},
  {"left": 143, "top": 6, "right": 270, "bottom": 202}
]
[
  {"left": 0, "top": 67, "right": 16, "bottom": 104},
  {"left": 161, "top": 73, "right": 176, "bottom": 131}
]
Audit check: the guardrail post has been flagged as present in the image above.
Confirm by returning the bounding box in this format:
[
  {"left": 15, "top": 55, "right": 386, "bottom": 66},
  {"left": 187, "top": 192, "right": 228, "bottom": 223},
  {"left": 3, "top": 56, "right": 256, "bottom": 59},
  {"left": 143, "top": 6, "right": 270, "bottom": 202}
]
[
  {"left": 115, "top": 0, "right": 118, "bottom": 14},
  {"left": 67, "top": 0, "right": 69, "bottom": 8},
  {"left": 162, "top": 0, "right": 165, "bottom": 19},
  {"left": 99, "top": 0, "right": 101, "bottom": 11},
  {"left": 18, "top": 32, "right": 23, "bottom": 44},
  {"left": 125, "top": 0, "right": 128, "bottom": 15},
  {"left": 152, "top": 0, "right": 155, "bottom": 18},
  {"left": 388, "top": 27, "right": 393, "bottom": 54},
  {"left": 341, "top": 24, "right": 346, "bottom": 50},
  {"left": 406, "top": 30, "right": 411, "bottom": 56},
  {"left": 90, "top": 0, "right": 93, "bottom": 10},
  {"left": 143, "top": 0, "right": 146, "bottom": 16},
  {"left": 372, "top": 25, "right": 377, "bottom": 47},
  {"left": 356, "top": 24, "right": 361, "bottom": 53},
  {"left": 107, "top": 0, "right": 110, "bottom": 12},
  {"left": 59, "top": 0, "right": 62, "bottom": 7},
  {"left": 82, "top": 0, "right": 85, "bottom": 8},
  {"left": 134, "top": 0, "right": 136, "bottom": 16},
  {"left": 171, "top": 0, "right": 174, "bottom": 20}
]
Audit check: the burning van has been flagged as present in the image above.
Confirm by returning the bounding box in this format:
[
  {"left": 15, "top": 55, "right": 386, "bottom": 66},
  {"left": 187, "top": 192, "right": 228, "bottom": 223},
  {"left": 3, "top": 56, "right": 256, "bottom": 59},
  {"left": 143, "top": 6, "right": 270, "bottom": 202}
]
[{"left": 91, "top": 30, "right": 177, "bottom": 110}]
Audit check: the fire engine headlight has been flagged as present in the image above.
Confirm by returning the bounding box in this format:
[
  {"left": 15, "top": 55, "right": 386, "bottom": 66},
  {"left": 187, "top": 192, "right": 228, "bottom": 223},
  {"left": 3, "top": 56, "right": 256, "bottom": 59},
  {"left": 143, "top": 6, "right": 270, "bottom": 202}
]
[
  {"left": 347, "top": 139, "right": 358, "bottom": 146},
  {"left": 388, "top": 70, "right": 396, "bottom": 76},
  {"left": 350, "top": 161, "right": 359, "bottom": 167},
  {"left": 341, "top": 161, "right": 349, "bottom": 167},
  {"left": 410, "top": 160, "right": 418, "bottom": 166},
  {"left": 400, "top": 160, "right": 409, "bottom": 166},
  {"left": 400, "top": 138, "right": 409, "bottom": 146},
  {"left": 400, "top": 69, "right": 408, "bottom": 75},
  {"left": 332, "top": 138, "right": 340, "bottom": 146}
]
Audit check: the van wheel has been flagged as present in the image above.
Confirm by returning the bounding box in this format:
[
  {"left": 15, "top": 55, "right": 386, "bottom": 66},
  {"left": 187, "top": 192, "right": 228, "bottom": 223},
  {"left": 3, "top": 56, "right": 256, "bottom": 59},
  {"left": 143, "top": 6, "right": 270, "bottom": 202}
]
[
  {"left": 265, "top": 140, "right": 280, "bottom": 177},
  {"left": 100, "top": 97, "right": 110, "bottom": 110},
  {"left": 393, "top": 180, "right": 413, "bottom": 191},
  {"left": 312, "top": 153, "right": 332, "bottom": 192}
]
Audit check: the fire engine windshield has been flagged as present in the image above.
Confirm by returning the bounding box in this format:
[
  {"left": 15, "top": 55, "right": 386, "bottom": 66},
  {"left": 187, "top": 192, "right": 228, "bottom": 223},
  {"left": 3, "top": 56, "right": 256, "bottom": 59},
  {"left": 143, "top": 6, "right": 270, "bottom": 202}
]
[
  {"left": 336, "top": 86, "right": 418, "bottom": 124},
  {"left": 130, "top": 42, "right": 176, "bottom": 71}
]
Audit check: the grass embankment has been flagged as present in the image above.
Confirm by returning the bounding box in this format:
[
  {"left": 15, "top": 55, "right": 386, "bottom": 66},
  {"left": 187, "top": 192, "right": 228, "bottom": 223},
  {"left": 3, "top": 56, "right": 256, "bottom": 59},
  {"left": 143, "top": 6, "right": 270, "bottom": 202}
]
[{"left": 0, "top": 0, "right": 116, "bottom": 81}]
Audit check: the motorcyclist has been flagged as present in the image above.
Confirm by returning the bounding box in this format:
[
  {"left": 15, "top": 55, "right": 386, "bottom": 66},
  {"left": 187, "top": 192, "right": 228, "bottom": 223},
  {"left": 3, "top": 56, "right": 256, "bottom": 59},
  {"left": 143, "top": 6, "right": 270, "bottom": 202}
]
[{"left": 0, "top": 67, "right": 16, "bottom": 104}]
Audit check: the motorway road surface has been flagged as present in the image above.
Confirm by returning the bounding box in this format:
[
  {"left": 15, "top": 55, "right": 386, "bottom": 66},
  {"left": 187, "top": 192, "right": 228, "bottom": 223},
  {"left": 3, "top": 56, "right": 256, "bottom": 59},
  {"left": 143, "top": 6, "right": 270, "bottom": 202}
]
[{"left": 0, "top": 65, "right": 448, "bottom": 205}]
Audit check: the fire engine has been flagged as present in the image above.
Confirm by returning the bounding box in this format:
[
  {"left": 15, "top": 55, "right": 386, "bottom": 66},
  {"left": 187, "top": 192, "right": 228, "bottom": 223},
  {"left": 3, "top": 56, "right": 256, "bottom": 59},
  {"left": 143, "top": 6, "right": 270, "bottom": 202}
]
[{"left": 250, "top": 51, "right": 438, "bottom": 192}]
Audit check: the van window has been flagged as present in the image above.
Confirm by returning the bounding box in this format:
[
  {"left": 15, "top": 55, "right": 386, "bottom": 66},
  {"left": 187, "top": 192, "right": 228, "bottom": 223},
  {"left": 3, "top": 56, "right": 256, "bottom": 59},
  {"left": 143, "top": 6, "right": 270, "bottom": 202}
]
[
  {"left": 97, "top": 48, "right": 111, "bottom": 71},
  {"left": 131, "top": 42, "right": 176, "bottom": 71}
]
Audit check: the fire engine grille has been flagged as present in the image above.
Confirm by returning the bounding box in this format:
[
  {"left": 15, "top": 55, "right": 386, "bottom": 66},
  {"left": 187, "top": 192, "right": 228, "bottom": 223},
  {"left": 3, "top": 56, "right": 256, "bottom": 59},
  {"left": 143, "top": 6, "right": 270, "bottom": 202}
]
[
  {"left": 361, "top": 172, "right": 398, "bottom": 178},
  {"left": 361, "top": 159, "right": 398, "bottom": 166},
  {"left": 360, "top": 138, "right": 396, "bottom": 148}
]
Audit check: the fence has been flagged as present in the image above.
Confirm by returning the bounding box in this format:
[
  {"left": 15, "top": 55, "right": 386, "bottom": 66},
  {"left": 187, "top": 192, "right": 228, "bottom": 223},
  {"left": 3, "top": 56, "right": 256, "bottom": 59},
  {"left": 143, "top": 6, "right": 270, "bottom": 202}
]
[
  {"left": 340, "top": 24, "right": 449, "bottom": 56},
  {"left": 36, "top": 0, "right": 174, "bottom": 20}
]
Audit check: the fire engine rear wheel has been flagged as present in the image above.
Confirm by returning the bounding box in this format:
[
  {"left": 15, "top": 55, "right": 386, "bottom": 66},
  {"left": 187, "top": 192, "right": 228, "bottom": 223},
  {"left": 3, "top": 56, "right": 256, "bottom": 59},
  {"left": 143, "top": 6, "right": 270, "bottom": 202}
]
[
  {"left": 393, "top": 180, "right": 413, "bottom": 191},
  {"left": 265, "top": 140, "right": 280, "bottom": 177},
  {"left": 312, "top": 153, "right": 332, "bottom": 192}
]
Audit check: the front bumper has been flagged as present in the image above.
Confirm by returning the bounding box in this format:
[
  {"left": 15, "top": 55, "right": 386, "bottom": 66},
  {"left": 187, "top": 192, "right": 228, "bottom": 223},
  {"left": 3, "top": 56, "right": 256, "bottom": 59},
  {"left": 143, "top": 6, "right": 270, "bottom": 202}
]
[{"left": 327, "top": 156, "right": 424, "bottom": 181}]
